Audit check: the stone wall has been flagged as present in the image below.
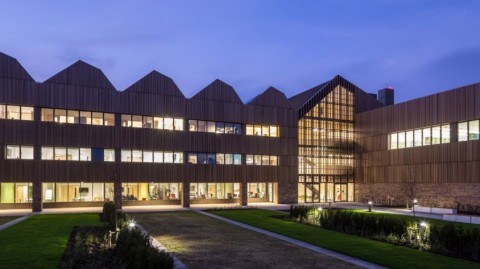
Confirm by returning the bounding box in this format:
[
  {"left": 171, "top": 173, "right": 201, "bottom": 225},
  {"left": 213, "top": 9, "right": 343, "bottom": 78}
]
[
  {"left": 355, "top": 182, "right": 480, "bottom": 212},
  {"left": 277, "top": 181, "right": 298, "bottom": 204}
]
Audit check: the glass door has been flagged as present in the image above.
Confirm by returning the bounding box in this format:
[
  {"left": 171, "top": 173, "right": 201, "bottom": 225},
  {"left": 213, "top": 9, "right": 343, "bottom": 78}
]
[{"left": 334, "top": 184, "right": 348, "bottom": 202}]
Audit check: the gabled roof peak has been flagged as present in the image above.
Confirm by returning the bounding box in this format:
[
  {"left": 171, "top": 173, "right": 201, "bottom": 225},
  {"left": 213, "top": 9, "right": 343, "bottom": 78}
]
[
  {"left": 124, "top": 70, "right": 184, "bottom": 97},
  {"left": 44, "top": 60, "right": 116, "bottom": 90},
  {"left": 0, "top": 52, "right": 34, "bottom": 81},
  {"left": 191, "top": 79, "right": 243, "bottom": 103}
]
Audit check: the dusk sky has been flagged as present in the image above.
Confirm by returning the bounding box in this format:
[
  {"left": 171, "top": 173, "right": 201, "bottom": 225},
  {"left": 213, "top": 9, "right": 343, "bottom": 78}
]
[{"left": 1, "top": 1, "right": 480, "bottom": 103}]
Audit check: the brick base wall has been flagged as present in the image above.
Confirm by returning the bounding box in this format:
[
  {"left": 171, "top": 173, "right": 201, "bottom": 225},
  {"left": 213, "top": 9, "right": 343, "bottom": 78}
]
[
  {"left": 277, "top": 181, "right": 298, "bottom": 204},
  {"left": 355, "top": 183, "right": 480, "bottom": 212}
]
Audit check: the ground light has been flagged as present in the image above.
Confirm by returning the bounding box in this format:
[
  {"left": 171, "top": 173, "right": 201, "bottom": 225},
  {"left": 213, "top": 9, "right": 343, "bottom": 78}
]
[
  {"left": 368, "top": 201, "right": 373, "bottom": 212},
  {"left": 413, "top": 199, "right": 418, "bottom": 218},
  {"left": 128, "top": 219, "right": 136, "bottom": 229}
]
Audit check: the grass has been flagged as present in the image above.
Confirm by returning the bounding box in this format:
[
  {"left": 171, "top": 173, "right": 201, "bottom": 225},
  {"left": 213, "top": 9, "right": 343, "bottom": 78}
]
[
  {"left": 348, "top": 209, "right": 479, "bottom": 229},
  {"left": 212, "top": 209, "right": 480, "bottom": 269},
  {"left": 0, "top": 213, "right": 99, "bottom": 269},
  {"left": 0, "top": 216, "right": 18, "bottom": 225},
  {"left": 132, "top": 211, "right": 361, "bottom": 269}
]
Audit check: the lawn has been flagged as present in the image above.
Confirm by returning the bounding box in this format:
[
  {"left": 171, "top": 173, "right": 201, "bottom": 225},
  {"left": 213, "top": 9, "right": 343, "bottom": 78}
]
[
  {"left": 0, "top": 216, "right": 18, "bottom": 225},
  {"left": 0, "top": 213, "right": 99, "bottom": 269},
  {"left": 132, "top": 211, "right": 361, "bottom": 269},
  {"left": 212, "top": 209, "right": 480, "bottom": 269}
]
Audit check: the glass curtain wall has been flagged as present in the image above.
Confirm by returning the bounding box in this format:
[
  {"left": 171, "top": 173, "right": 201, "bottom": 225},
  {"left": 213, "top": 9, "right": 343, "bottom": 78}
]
[{"left": 298, "top": 86, "right": 355, "bottom": 203}]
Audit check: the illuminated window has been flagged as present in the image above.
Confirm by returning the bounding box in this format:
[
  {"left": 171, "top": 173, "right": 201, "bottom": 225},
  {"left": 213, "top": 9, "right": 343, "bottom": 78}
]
[
  {"left": 174, "top": 118, "right": 184, "bottom": 131},
  {"left": 406, "top": 131, "right": 414, "bottom": 148},
  {"left": 21, "top": 106, "right": 34, "bottom": 121},
  {"left": 67, "top": 110, "right": 79, "bottom": 124},
  {"left": 143, "top": 116, "right": 153, "bottom": 129},
  {"left": 458, "top": 122, "right": 468, "bottom": 142},
  {"left": 92, "top": 112, "right": 104, "bottom": 126},
  {"left": 164, "top": 118, "right": 174, "bottom": 130},
  {"left": 0, "top": 104, "right": 5, "bottom": 118},
  {"left": 413, "top": 129, "right": 422, "bottom": 147},
  {"left": 389, "top": 133, "right": 398, "bottom": 149},
  {"left": 469, "top": 120, "right": 479, "bottom": 140},
  {"left": 121, "top": 115, "right": 131, "bottom": 127},
  {"left": 80, "top": 111, "right": 91, "bottom": 124},
  {"left": 104, "top": 149, "right": 115, "bottom": 162},
  {"left": 6, "top": 105, "right": 21, "bottom": 120},
  {"left": 54, "top": 109, "right": 67, "bottom": 123},
  {"left": 441, "top": 124, "right": 450, "bottom": 143},
  {"left": 423, "top": 127, "right": 431, "bottom": 145},
  {"left": 104, "top": 113, "right": 115, "bottom": 126},
  {"left": 42, "top": 147, "right": 54, "bottom": 160},
  {"left": 132, "top": 115, "right": 142, "bottom": 128}
]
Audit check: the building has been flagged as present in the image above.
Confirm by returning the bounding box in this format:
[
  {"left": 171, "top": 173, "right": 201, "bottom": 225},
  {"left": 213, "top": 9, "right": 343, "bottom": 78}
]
[{"left": 0, "top": 52, "right": 478, "bottom": 212}]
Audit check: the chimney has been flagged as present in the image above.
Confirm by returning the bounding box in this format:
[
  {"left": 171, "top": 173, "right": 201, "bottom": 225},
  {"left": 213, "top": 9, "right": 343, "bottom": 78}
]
[{"left": 378, "top": 86, "right": 394, "bottom": 106}]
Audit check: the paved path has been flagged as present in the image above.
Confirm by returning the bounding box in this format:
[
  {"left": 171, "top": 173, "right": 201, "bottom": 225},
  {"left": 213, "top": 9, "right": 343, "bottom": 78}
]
[
  {"left": 0, "top": 212, "right": 38, "bottom": 231},
  {"left": 194, "top": 209, "right": 386, "bottom": 269}
]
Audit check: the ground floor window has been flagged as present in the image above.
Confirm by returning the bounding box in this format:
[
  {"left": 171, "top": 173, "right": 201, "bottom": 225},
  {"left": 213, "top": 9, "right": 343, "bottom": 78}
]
[
  {"left": 298, "top": 181, "right": 354, "bottom": 203},
  {"left": 122, "top": 182, "right": 181, "bottom": 201},
  {"left": 190, "top": 183, "right": 240, "bottom": 199},
  {"left": 247, "top": 182, "right": 274, "bottom": 202},
  {"left": 0, "top": 182, "right": 32, "bottom": 203},
  {"left": 42, "top": 182, "right": 114, "bottom": 202}
]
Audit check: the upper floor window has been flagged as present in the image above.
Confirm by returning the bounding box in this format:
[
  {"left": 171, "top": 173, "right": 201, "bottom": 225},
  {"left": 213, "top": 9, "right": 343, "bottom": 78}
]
[
  {"left": 388, "top": 124, "right": 450, "bottom": 150},
  {"left": 41, "top": 146, "right": 91, "bottom": 161},
  {"left": 188, "top": 120, "right": 241, "bottom": 134},
  {"left": 0, "top": 104, "right": 34, "bottom": 121},
  {"left": 245, "top": 155, "right": 278, "bottom": 166},
  {"left": 5, "top": 145, "right": 34, "bottom": 160},
  {"left": 41, "top": 108, "right": 114, "bottom": 126},
  {"left": 187, "top": 153, "right": 242, "bottom": 164},
  {"left": 459, "top": 119, "right": 480, "bottom": 142},
  {"left": 121, "top": 149, "right": 183, "bottom": 163},
  {"left": 121, "top": 114, "right": 184, "bottom": 131},
  {"left": 246, "top": 124, "right": 279, "bottom": 137}
]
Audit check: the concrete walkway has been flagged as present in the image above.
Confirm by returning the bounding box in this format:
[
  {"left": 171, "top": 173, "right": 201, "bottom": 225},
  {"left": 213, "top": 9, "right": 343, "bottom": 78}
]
[
  {"left": 194, "top": 209, "right": 386, "bottom": 269},
  {"left": 0, "top": 212, "right": 38, "bottom": 231}
]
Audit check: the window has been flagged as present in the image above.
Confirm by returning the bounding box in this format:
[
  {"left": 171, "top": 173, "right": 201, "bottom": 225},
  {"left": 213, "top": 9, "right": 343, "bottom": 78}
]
[
  {"left": 234, "top": 124, "right": 242, "bottom": 134},
  {"left": 270, "top": 126, "right": 278, "bottom": 137},
  {"left": 389, "top": 133, "right": 398, "bottom": 149},
  {"left": 225, "top": 154, "right": 233, "bottom": 165},
  {"left": 104, "top": 149, "right": 115, "bottom": 162},
  {"left": 42, "top": 147, "right": 54, "bottom": 160},
  {"left": 174, "top": 118, "right": 184, "bottom": 130},
  {"left": 423, "top": 127, "right": 431, "bottom": 145},
  {"left": 207, "top": 153, "right": 216, "bottom": 164},
  {"left": 246, "top": 124, "right": 279, "bottom": 137},
  {"left": 431, "top": 126, "right": 441, "bottom": 145},
  {"left": 198, "top": 153, "right": 207, "bottom": 164},
  {"left": 225, "top": 123, "right": 233, "bottom": 134},
  {"left": 469, "top": 120, "right": 479, "bottom": 140},
  {"left": 21, "top": 106, "right": 34, "bottom": 121},
  {"left": 143, "top": 117, "right": 153, "bottom": 129},
  {"left": 174, "top": 152, "right": 183, "bottom": 163},
  {"left": 68, "top": 148, "right": 80, "bottom": 160},
  {"left": 54, "top": 109, "right": 67, "bottom": 123},
  {"left": 6, "top": 145, "right": 20, "bottom": 159},
  {"left": 67, "top": 110, "right": 79, "bottom": 124},
  {"left": 189, "top": 120, "right": 197, "bottom": 131},
  {"left": 261, "top": 155, "right": 270, "bottom": 165},
  {"left": 6, "top": 105, "right": 21, "bottom": 120},
  {"left": 234, "top": 154, "right": 242, "bottom": 165},
  {"left": 153, "top": 151, "right": 163, "bottom": 163},
  {"left": 270, "top": 156, "right": 278, "bottom": 166},
  {"left": 246, "top": 155, "right": 254, "bottom": 165},
  {"left": 414, "top": 129, "right": 422, "bottom": 147},
  {"left": 216, "top": 122, "right": 225, "bottom": 133},
  {"left": 0, "top": 104, "right": 5, "bottom": 119},
  {"left": 246, "top": 125, "right": 254, "bottom": 135},
  {"left": 92, "top": 112, "right": 103, "bottom": 126},
  {"left": 132, "top": 115, "right": 142, "bottom": 128},
  {"left": 441, "top": 124, "right": 450, "bottom": 143},
  {"left": 198, "top": 121, "right": 206, "bottom": 132},
  {"left": 19, "top": 146, "right": 34, "bottom": 159},
  {"left": 458, "top": 122, "right": 468, "bottom": 142},
  {"left": 254, "top": 125, "right": 262, "bottom": 136},
  {"left": 121, "top": 115, "right": 131, "bottom": 127},
  {"left": 164, "top": 152, "right": 173, "bottom": 163},
  {"left": 406, "top": 131, "right": 414, "bottom": 148},
  {"left": 80, "top": 111, "right": 91, "bottom": 124},
  {"left": 398, "top": 132, "right": 405, "bottom": 149},
  {"left": 207, "top": 121, "right": 215, "bottom": 133},
  {"left": 80, "top": 148, "right": 91, "bottom": 161},
  {"left": 143, "top": 151, "right": 153, "bottom": 162},
  {"left": 216, "top": 153, "right": 225, "bottom": 164},
  {"left": 55, "top": 147, "right": 67, "bottom": 160},
  {"left": 164, "top": 118, "right": 174, "bottom": 130},
  {"left": 131, "top": 150, "right": 142, "bottom": 162},
  {"left": 121, "top": 150, "right": 131, "bottom": 162},
  {"left": 154, "top": 117, "right": 163, "bottom": 129},
  {"left": 188, "top": 153, "right": 197, "bottom": 164},
  {"left": 104, "top": 113, "right": 115, "bottom": 126}
]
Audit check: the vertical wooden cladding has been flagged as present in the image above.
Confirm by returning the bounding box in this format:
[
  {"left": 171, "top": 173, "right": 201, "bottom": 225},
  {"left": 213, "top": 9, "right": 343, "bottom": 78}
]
[{"left": 356, "top": 82, "right": 480, "bottom": 185}]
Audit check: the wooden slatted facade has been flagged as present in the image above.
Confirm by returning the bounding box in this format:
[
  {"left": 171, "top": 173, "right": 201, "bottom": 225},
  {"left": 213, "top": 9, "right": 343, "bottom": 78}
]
[
  {"left": 0, "top": 52, "right": 297, "bottom": 211},
  {"left": 356, "top": 83, "right": 480, "bottom": 209}
]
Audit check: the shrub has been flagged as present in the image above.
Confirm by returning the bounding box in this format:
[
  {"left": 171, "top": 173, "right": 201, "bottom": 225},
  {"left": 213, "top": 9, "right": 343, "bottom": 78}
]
[
  {"left": 100, "top": 202, "right": 117, "bottom": 230},
  {"left": 116, "top": 227, "right": 174, "bottom": 269},
  {"left": 289, "top": 205, "right": 311, "bottom": 222}
]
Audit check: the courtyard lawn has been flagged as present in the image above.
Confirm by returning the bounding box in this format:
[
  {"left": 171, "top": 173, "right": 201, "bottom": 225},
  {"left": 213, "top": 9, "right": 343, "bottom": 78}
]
[
  {"left": 132, "top": 211, "right": 361, "bottom": 269},
  {"left": 212, "top": 209, "right": 480, "bottom": 269},
  {"left": 0, "top": 216, "right": 18, "bottom": 225},
  {"left": 0, "top": 213, "right": 99, "bottom": 269}
]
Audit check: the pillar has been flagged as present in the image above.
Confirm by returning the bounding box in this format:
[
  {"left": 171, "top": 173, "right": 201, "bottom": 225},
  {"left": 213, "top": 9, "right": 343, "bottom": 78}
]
[
  {"left": 182, "top": 182, "right": 190, "bottom": 208},
  {"left": 32, "top": 181, "right": 43, "bottom": 212},
  {"left": 240, "top": 182, "right": 248, "bottom": 206},
  {"left": 114, "top": 181, "right": 122, "bottom": 210}
]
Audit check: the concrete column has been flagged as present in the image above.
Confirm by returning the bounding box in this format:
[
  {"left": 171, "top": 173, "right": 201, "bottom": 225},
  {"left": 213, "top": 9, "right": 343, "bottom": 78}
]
[
  {"left": 114, "top": 181, "right": 122, "bottom": 210},
  {"left": 182, "top": 182, "right": 190, "bottom": 208},
  {"left": 32, "top": 181, "right": 43, "bottom": 212},
  {"left": 240, "top": 182, "right": 248, "bottom": 206}
]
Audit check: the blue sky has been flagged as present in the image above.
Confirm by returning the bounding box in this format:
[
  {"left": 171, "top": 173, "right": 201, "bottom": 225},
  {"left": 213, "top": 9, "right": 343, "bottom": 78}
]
[{"left": 1, "top": 0, "right": 480, "bottom": 103}]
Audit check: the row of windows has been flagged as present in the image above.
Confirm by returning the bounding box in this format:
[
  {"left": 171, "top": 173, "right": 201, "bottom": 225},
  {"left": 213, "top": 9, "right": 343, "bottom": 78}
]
[
  {"left": 458, "top": 119, "right": 480, "bottom": 142},
  {"left": 5, "top": 145, "right": 34, "bottom": 159},
  {"left": 389, "top": 124, "right": 450, "bottom": 150},
  {"left": 121, "top": 150, "right": 184, "bottom": 163},
  {"left": 2, "top": 104, "right": 281, "bottom": 138},
  {"left": 245, "top": 155, "right": 279, "bottom": 166},
  {"left": 0, "top": 104, "right": 34, "bottom": 121},
  {"left": 188, "top": 120, "right": 242, "bottom": 134},
  {"left": 121, "top": 114, "right": 184, "bottom": 130},
  {"left": 187, "top": 153, "right": 242, "bottom": 165},
  {"left": 41, "top": 108, "right": 115, "bottom": 126},
  {"left": 245, "top": 124, "right": 279, "bottom": 137}
]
